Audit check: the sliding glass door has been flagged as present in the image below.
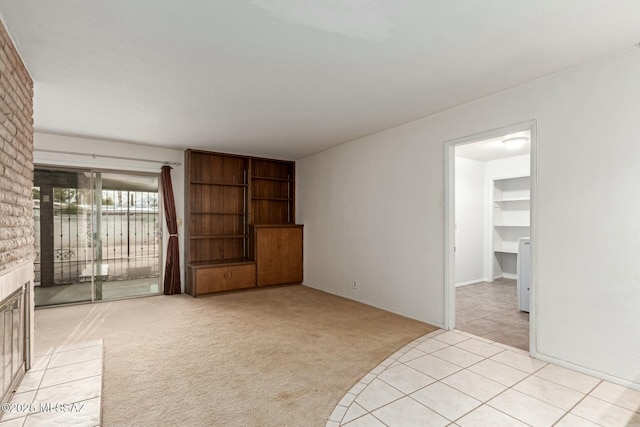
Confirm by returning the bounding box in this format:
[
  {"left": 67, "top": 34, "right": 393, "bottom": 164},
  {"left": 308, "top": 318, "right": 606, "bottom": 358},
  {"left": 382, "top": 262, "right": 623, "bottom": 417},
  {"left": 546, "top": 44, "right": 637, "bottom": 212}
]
[
  {"left": 92, "top": 171, "right": 161, "bottom": 301},
  {"left": 33, "top": 169, "right": 93, "bottom": 305},
  {"left": 33, "top": 167, "right": 162, "bottom": 307}
]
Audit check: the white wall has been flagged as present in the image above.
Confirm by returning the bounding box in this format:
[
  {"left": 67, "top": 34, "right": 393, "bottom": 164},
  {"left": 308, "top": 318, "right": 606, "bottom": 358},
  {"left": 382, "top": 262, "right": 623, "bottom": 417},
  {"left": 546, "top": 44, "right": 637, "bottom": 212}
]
[
  {"left": 297, "top": 48, "right": 640, "bottom": 386},
  {"left": 454, "top": 156, "right": 485, "bottom": 286},
  {"left": 33, "top": 133, "right": 186, "bottom": 291}
]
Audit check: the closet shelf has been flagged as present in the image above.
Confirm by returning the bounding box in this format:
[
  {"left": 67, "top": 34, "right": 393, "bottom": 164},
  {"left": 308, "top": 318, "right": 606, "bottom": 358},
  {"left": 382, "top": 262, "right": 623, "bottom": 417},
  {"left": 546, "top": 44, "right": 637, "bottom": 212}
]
[
  {"left": 494, "top": 248, "right": 518, "bottom": 254},
  {"left": 252, "top": 197, "right": 292, "bottom": 201},
  {"left": 190, "top": 235, "right": 249, "bottom": 239},
  {"left": 494, "top": 198, "right": 530, "bottom": 203},
  {"left": 251, "top": 176, "right": 293, "bottom": 182},
  {"left": 191, "top": 259, "right": 254, "bottom": 267},
  {"left": 492, "top": 174, "right": 531, "bottom": 279},
  {"left": 190, "top": 181, "right": 248, "bottom": 187},
  {"left": 190, "top": 212, "right": 248, "bottom": 215}
]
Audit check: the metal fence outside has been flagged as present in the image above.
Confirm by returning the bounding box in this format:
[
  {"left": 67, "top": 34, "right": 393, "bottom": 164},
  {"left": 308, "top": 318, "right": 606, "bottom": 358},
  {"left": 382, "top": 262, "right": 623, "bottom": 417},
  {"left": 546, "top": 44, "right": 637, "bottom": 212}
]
[{"left": 33, "top": 188, "right": 161, "bottom": 285}]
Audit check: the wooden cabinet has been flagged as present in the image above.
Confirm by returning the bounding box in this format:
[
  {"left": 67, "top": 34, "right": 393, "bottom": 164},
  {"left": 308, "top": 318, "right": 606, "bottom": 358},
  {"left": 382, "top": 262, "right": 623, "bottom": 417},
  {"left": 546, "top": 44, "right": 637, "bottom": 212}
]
[
  {"left": 185, "top": 149, "right": 301, "bottom": 296},
  {"left": 190, "top": 262, "right": 256, "bottom": 296},
  {"left": 250, "top": 225, "right": 303, "bottom": 287}
]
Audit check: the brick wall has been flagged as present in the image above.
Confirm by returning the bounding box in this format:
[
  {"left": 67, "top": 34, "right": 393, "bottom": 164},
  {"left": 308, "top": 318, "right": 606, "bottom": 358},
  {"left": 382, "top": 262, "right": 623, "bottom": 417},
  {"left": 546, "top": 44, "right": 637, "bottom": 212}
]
[{"left": 0, "top": 20, "right": 34, "bottom": 272}]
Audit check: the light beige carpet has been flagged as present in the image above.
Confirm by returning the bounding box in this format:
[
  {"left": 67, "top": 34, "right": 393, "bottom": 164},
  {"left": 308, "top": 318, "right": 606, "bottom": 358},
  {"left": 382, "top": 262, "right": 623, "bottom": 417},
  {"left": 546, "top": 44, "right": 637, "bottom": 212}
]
[{"left": 35, "top": 285, "right": 437, "bottom": 427}]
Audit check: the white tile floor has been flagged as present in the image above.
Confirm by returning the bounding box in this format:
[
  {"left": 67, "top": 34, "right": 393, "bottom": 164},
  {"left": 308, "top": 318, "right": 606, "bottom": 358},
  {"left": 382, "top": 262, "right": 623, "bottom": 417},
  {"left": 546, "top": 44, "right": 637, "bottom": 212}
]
[
  {"left": 0, "top": 340, "right": 103, "bottom": 427},
  {"left": 327, "top": 330, "right": 640, "bottom": 427}
]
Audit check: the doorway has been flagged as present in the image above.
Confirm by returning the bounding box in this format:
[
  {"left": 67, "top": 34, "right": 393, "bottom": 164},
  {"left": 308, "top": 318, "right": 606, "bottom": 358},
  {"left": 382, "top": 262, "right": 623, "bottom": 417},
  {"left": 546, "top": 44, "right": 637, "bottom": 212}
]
[
  {"left": 33, "top": 167, "right": 162, "bottom": 307},
  {"left": 444, "top": 121, "right": 537, "bottom": 352}
]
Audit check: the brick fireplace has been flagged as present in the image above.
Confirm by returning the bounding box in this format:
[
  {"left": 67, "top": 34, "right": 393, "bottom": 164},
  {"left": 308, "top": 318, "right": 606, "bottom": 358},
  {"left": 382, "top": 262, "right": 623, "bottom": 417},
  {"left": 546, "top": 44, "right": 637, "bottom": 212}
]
[{"left": 0, "top": 20, "right": 35, "bottom": 402}]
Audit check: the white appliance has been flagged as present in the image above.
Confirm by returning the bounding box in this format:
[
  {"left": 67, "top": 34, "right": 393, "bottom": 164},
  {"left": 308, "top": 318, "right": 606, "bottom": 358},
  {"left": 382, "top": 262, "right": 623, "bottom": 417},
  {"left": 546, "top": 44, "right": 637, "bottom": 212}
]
[{"left": 517, "top": 237, "right": 531, "bottom": 312}]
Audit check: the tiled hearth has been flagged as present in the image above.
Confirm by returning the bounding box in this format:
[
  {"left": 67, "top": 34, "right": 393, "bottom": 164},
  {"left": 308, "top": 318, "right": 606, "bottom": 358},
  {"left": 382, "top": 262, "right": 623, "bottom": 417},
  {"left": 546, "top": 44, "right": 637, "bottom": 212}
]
[{"left": 0, "top": 340, "right": 103, "bottom": 426}]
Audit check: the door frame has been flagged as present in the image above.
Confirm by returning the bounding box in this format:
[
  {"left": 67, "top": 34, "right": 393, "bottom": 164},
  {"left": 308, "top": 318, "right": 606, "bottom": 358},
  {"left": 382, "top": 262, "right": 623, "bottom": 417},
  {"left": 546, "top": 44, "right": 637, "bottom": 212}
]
[
  {"left": 443, "top": 120, "right": 539, "bottom": 355},
  {"left": 89, "top": 168, "right": 164, "bottom": 302}
]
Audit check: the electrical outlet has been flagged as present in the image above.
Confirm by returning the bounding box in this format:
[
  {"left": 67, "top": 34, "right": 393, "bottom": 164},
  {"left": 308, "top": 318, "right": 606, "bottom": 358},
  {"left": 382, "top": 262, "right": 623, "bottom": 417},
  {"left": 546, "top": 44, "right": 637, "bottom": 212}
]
[{"left": 352, "top": 280, "right": 358, "bottom": 289}]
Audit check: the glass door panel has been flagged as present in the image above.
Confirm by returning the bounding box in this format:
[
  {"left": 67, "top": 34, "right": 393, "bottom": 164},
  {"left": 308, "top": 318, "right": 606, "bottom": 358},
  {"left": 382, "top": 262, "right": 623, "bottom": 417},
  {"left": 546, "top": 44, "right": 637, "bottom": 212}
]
[
  {"left": 93, "top": 172, "right": 161, "bottom": 301},
  {"left": 33, "top": 169, "right": 93, "bottom": 306}
]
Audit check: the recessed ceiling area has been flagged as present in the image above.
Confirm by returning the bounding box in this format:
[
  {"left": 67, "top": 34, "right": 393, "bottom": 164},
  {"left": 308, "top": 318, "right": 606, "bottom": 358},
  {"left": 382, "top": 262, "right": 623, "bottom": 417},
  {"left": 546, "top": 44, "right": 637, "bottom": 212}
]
[{"left": 1, "top": 1, "right": 639, "bottom": 159}]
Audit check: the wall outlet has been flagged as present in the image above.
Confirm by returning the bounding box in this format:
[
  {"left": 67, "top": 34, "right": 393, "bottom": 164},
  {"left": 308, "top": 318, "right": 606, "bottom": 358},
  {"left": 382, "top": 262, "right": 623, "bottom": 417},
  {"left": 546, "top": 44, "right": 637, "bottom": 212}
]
[{"left": 352, "top": 280, "right": 358, "bottom": 289}]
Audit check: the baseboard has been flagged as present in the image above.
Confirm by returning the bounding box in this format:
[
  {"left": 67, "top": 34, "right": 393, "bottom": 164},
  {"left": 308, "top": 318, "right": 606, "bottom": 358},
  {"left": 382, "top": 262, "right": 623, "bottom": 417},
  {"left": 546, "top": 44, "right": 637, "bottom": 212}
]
[
  {"left": 301, "top": 282, "right": 444, "bottom": 329},
  {"left": 455, "top": 278, "right": 489, "bottom": 288},
  {"left": 532, "top": 351, "right": 640, "bottom": 392},
  {"left": 494, "top": 273, "right": 517, "bottom": 280}
]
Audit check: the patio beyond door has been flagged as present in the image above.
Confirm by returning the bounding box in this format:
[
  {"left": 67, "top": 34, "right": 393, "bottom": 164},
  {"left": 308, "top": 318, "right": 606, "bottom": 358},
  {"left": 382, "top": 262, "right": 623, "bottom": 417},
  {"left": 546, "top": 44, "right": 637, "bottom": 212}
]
[{"left": 33, "top": 168, "right": 162, "bottom": 307}]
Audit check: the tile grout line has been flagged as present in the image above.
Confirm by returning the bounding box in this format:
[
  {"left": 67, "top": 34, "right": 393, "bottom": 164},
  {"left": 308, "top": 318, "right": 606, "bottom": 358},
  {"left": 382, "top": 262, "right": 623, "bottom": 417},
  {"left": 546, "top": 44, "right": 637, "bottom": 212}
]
[
  {"left": 550, "top": 380, "right": 603, "bottom": 426},
  {"left": 46, "top": 356, "right": 103, "bottom": 371},
  {"left": 349, "top": 334, "right": 483, "bottom": 424},
  {"left": 357, "top": 333, "right": 541, "bottom": 425},
  {"left": 341, "top": 329, "right": 638, "bottom": 427},
  {"left": 337, "top": 331, "right": 440, "bottom": 425},
  {"left": 15, "top": 343, "right": 103, "bottom": 426},
  {"left": 369, "top": 410, "right": 391, "bottom": 427},
  {"left": 344, "top": 333, "right": 500, "bottom": 424},
  {"left": 462, "top": 358, "right": 591, "bottom": 426},
  {"left": 585, "top": 391, "right": 640, "bottom": 415}
]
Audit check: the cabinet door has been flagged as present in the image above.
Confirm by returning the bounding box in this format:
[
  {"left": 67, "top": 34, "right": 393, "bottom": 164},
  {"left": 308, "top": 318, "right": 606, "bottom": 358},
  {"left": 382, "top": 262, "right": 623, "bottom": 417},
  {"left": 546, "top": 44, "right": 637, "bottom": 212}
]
[
  {"left": 194, "top": 267, "right": 228, "bottom": 295},
  {"left": 256, "top": 227, "right": 303, "bottom": 286},
  {"left": 256, "top": 228, "right": 282, "bottom": 286},
  {"left": 279, "top": 227, "right": 303, "bottom": 284},
  {"left": 194, "top": 264, "right": 256, "bottom": 295},
  {"left": 226, "top": 264, "right": 256, "bottom": 289}
]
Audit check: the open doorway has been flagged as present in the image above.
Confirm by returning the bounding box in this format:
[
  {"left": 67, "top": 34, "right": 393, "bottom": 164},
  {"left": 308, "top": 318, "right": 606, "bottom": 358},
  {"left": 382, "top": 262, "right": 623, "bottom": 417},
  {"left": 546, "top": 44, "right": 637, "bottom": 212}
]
[{"left": 444, "top": 121, "right": 536, "bottom": 352}]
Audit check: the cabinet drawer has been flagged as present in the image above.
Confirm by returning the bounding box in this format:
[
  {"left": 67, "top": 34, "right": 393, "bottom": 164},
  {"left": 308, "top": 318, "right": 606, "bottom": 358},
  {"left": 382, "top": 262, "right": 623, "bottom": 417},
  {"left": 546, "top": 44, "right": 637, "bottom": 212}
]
[{"left": 192, "top": 263, "right": 256, "bottom": 296}]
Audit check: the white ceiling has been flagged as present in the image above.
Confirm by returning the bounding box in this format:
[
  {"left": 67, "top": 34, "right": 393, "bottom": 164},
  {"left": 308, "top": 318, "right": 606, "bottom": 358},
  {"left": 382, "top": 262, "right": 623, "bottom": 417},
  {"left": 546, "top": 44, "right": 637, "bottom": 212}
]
[
  {"left": 1, "top": 1, "right": 639, "bottom": 160},
  {"left": 456, "top": 131, "right": 530, "bottom": 162}
]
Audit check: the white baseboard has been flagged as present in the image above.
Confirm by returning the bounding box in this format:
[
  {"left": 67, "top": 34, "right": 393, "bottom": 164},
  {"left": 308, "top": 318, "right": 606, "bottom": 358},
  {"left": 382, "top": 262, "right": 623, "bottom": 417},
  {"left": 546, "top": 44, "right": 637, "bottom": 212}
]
[
  {"left": 532, "top": 350, "right": 640, "bottom": 392},
  {"left": 455, "top": 278, "right": 489, "bottom": 288},
  {"left": 494, "top": 273, "right": 517, "bottom": 280},
  {"left": 301, "top": 282, "right": 443, "bottom": 329}
]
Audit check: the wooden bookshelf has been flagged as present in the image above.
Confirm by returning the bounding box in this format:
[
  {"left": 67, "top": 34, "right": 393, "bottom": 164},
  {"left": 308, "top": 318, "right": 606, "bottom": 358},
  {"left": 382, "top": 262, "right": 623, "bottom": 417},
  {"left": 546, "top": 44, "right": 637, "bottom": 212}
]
[{"left": 185, "top": 149, "right": 302, "bottom": 296}]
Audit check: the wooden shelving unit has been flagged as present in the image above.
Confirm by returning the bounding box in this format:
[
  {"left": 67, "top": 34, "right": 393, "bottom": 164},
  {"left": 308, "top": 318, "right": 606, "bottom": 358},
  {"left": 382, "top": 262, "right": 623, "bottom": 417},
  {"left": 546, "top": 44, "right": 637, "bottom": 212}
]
[
  {"left": 185, "top": 149, "right": 302, "bottom": 296},
  {"left": 250, "top": 159, "right": 295, "bottom": 225}
]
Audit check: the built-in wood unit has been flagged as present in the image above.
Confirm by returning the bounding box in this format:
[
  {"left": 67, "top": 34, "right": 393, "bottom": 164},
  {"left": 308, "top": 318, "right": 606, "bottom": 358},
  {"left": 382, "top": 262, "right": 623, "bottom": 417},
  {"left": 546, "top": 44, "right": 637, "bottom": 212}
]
[
  {"left": 250, "top": 225, "right": 303, "bottom": 287},
  {"left": 251, "top": 159, "right": 295, "bottom": 224},
  {"left": 190, "top": 262, "right": 256, "bottom": 296},
  {"left": 492, "top": 175, "right": 530, "bottom": 279},
  {"left": 185, "top": 149, "right": 302, "bottom": 296}
]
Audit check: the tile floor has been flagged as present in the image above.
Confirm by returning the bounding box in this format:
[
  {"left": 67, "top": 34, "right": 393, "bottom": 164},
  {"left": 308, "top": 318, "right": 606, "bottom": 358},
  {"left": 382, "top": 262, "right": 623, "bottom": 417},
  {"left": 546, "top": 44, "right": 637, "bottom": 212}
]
[
  {"left": 456, "top": 279, "right": 529, "bottom": 351},
  {"left": 327, "top": 329, "right": 640, "bottom": 427},
  {"left": 0, "top": 340, "right": 103, "bottom": 427}
]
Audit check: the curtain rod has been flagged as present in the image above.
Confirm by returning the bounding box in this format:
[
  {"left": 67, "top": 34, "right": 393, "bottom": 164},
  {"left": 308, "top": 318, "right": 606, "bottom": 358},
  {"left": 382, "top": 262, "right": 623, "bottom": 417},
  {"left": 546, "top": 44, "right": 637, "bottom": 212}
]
[{"left": 37, "top": 149, "right": 182, "bottom": 166}]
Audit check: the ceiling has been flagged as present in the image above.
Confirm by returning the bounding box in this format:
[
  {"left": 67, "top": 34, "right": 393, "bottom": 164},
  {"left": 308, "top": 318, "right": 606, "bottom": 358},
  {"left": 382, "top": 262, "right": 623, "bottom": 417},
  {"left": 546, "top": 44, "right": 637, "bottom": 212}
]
[
  {"left": 1, "top": 1, "right": 639, "bottom": 160},
  {"left": 456, "top": 131, "right": 530, "bottom": 162}
]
